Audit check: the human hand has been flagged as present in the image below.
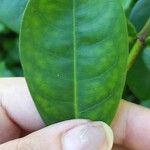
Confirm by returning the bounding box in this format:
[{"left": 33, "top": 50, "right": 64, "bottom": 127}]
[{"left": 0, "top": 78, "right": 150, "bottom": 150}]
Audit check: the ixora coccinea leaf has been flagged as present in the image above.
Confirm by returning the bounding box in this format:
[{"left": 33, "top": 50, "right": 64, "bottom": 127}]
[{"left": 20, "top": 0, "right": 128, "bottom": 125}]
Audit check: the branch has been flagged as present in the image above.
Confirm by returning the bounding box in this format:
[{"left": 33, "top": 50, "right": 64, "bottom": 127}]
[
  {"left": 127, "top": 18, "right": 150, "bottom": 70},
  {"left": 127, "top": 39, "right": 143, "bottom": 70}
]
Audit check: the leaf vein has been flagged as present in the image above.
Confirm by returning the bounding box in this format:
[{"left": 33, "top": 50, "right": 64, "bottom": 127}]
[{"left": 73, "top": 0, "right": 78, "bottom": 117}]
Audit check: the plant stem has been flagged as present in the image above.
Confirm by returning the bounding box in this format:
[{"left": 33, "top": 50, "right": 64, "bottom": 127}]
[
  {"left": 138, "top": 18, "right": 150, "bottom": 38},
  {"left": 127, "top": 39, "right": 143, "bottom": 70},
  {"left": 127, "top": 18, "right": 150, "bottom": 71}
]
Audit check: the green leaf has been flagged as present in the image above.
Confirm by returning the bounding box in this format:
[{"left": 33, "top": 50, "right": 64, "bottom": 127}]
[
  {"left": 20, "top": 0, "right": 128, "bottom": 125},
  {"left": 146, "top": 36, "right": 150, "bottom": 45},
  {"left": 121, "top": 0, "right": 137, "bottom": 16},
  {"left": 130, "top": 0, "right": 150, "bottom": 32},
  {"left": 4, "top": 39, "right": 20, "bottom": 64},
  {"left": 0, "top": 0, "right": 28, "bottom": 33},
  {"left": 3, "top": 39, "right": 23, "bottom": 76},
  {"left": 143, "top": 47, "right": 150, "bottom": 70},
  {"left": 127, "top": 47, "right": 150, "bottom": 100},
  {"left": 127, "top": 19, "right": 137, "bottom": 43},
  {"left": 141, "top": 100, "right": 150, "bottom": 108},
  {"left": 127, "top": 20, "right": 137, "bottom": 37},
  {"left": 0, "top": 61, "right": 13, "bottom": 77},
  {"left": 0, "top": 22, "right": 5, "bottom": 33},
  {"left": 123, "top": 85, "right": 139, "bottom": 103}
]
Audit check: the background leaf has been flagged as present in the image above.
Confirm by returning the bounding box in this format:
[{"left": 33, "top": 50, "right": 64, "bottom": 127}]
[
  {"left": 0, "top": 22, "right": 5, "bottom": 33},
  {"left": 121, "top": 0, "right": 137, "bottom": 16},
  {"left": 0, "top": 22, "right": 22, "bottom": 77},
  {"left": 127, "top": 19, "right": 137, "bottom": 44},
  {"left": 0, "top": 0, "right": 28, "bottom": 33},
  {"left": 130, "top": 0, "right": 150, "bottom": 31},
  {"left": 0, "top": 61, "right": 13, "bottom": 76},
  {"left": 141, "top": 99, "right": 150, "bottom": 108},
  {"left": 127, "top": 47, "right": 150, "bottom": 100}
]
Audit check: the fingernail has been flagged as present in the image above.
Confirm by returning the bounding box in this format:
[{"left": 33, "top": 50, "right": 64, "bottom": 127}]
[{"left": 62, "top": 121, "right": 113, "bottom": 150}]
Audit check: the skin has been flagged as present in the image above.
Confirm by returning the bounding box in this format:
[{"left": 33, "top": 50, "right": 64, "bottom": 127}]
[{"left": 0, "top": 77, "right": 150, "bottom": 150}]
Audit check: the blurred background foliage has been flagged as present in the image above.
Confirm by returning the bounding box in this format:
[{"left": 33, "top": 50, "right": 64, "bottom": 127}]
[
  {"left": 0, "top": 0, "right": 150, "bottom": 108},
  {"left": 0, "top": 22, "right": 23, "bottom": 76}
]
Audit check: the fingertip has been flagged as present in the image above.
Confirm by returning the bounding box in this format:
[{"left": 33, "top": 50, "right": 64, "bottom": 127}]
[{"left": 62, "top": 121, "right": 113, "bottom": 150}]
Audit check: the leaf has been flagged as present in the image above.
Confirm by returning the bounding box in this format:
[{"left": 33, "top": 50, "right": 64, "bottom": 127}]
[
  {"left": 0, "top": 22, "right": 5, "bottom": 33},
  {"left": 0, "top": 0, "right": 28, "bottom": 33},
  {"left": 130, "top": 0, "right": 150, "bottom": 32},
  {"left": 127, "top": 20, "right": 137, "bottom": 37},
  {"left": 127, "top": 19, "right": 137, "bottom": 43},
  {"left": 121, "top": 0, "right": 137, "bottom": 16},
  {"left": 4, "top": 39, "right": 20, "bottom": 65},
  {"left": 0, "top": 61, "right": 13, "bottom": 77},
  {"left": 146, "top": 36, "right": 150, "bottom": 45},
  {"left": 127, "top": 47, "right": 150, "bottom": 100},
  {"left": 143, "top": 47, "right": 150, "bottom": 70},
  {"left": 20, "top": 0, "right": 128, "bottom": 125},
  {"left": 4, "top": 39, "right": 23, "bottom": 76},
  {"left": 141, "top": 99, "right": 150, "bottom": 108}
]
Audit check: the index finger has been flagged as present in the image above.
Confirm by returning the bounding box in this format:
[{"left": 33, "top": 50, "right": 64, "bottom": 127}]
[
  {"left": 0, "top": 77, "right": 45, "bottom": 131},
  {"left": 111, "top": 100, "right": 150, "bottom": 150}
]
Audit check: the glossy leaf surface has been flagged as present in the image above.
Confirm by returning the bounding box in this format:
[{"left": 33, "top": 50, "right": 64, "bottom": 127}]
[
  {"left": 20, "top": 0, "right": 128, "bottom": 125},
  {"left": 0, "top": 0, "right": 28, "bottom": 33},
  {"left": 127, "top": 47, "right": 150, "bottom": 100},
  {"left": 130, "top": 0, "right": 150, "bottom": 31},
  {"left": 127, "top": 19, "right": 137, "bottom": 43},
  {"left": 121, "top": 0, "right": 137, "bottom": 16}
]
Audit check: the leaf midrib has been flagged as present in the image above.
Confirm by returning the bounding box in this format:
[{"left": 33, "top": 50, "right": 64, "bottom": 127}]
[{"left": 73, "top": 0, "right": 78, "bottom": 117}]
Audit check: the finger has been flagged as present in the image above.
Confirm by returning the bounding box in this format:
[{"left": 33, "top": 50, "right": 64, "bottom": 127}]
[
  {"left": 0, "top": 120, "right": 113, "bottom": 150},
  {"left": 0, "top": 77, "right": 44, "bottom": 143},
  {"left": 0, "top": 106, "right": 21, "bottom": 143},
  {"left": 111, "top": 100, "right": 150, "bottom": 150},
  {"left": 0, "top": 77, "right": 45, "bottom": 132}
]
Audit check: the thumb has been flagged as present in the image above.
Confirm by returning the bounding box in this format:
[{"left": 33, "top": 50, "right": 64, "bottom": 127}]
[
  {"left": 0, "top": 119, "right": 113, "bottom": 150},
  {"left": 62, "top": 121, "right": 113, "bottom": 150}
]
